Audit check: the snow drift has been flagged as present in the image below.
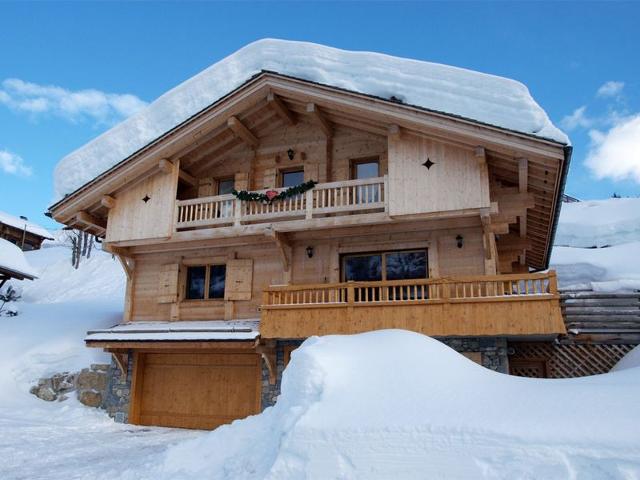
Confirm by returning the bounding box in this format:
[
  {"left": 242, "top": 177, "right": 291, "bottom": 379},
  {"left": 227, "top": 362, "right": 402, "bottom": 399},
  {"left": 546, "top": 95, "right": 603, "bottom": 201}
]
[
  {"left": 53, "top": 38, "right": 567, "bottom": 200},
  {"left": 0, "top": 237, "right": 38, "bottom": 279},
  {"left": 161, "top": 330, "right": 640, "bottom": 479}
]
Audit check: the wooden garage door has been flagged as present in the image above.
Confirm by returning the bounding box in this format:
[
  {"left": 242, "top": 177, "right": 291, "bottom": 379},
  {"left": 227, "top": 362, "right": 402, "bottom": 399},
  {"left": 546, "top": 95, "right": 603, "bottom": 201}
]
[{"left": 132, "top": 351, "right": 261, "bottom": 430}]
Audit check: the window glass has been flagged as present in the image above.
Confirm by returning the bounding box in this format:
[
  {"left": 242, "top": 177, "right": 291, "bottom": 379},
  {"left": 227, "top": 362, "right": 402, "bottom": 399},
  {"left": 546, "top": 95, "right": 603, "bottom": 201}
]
[
  {"left": 281, "top": 170, "right": 304, "bottom": 188},
  {"left": 218, "top": 178, "right": 235, "bottom": 195},
  {"left": 386, "top": 251, "right": 427, "bottom": 280},
  {"left": 209, "top": 265, "right": 226, "bottom": 299},
  {"left": 354, "top": 161, "right": 379, "bottom": 179},
  {"left": 344, "top": 254, "right": 382, "bottom": 282},
  {"left": 186, "top": 266, "right": 206, "bottom": 300}
]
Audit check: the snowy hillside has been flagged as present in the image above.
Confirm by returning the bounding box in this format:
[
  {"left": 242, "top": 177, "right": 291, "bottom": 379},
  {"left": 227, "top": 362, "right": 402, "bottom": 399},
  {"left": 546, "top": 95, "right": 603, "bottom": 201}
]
[
  {"left": 551, "top": 197, "right": 640, "bottom": 291},
  {"left": 53, "top": 38, "right": 567, "bottom": 200}
]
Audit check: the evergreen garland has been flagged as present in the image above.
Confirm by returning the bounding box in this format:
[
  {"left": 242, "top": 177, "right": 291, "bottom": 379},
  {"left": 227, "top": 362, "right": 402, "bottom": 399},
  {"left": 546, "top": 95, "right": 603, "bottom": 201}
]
[{"left": 232, "top": 180, "right": 318, "bottom": 203}]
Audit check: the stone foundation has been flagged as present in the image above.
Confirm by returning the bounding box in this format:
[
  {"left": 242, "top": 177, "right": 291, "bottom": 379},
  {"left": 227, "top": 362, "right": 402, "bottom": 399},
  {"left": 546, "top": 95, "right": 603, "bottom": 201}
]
[
  {"left": 440, "top": 337, "right": 509, "bottom": 373},
  {"left": 103, "top": 353, "right": 133, "bottom": 423}
]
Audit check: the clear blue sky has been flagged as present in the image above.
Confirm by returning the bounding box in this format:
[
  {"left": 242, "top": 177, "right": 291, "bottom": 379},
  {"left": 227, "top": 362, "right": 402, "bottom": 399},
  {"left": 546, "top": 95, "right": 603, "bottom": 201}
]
[{"left": 1, "top": 1, "right": 639, "bottom": 230}]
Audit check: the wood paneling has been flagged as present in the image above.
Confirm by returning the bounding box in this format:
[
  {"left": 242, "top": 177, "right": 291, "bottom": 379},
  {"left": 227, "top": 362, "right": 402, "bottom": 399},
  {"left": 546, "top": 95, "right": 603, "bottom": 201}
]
[
  {"left": 225, "top": 259, "right": 254, "bottom": 301},
  {"left": 130, "top": 351, "right": 261, "bottom": 430}
]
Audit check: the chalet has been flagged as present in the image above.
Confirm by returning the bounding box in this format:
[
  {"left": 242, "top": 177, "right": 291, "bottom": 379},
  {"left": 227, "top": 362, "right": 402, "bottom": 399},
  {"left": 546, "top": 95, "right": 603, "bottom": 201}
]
[
  {"left": 0, "top": 211, "right": 53, "bottom": 251},
  {"left": 48, "top": 40, "right": 575, "bottom": 430}
]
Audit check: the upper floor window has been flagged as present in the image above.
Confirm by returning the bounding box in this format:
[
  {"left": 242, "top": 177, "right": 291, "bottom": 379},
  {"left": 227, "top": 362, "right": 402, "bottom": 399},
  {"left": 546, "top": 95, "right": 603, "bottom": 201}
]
[
  {"left": 217, "top": 178, "right": 235, "bottom": 195},
  {"left": 280, "top": 169, "right": 304, "bottom": 188},
  {"left": 351, "top": 158, "right": 379, "bottom": 180},
  {"left": 342, "top": 249, "right": 427, "bottom": 282},
  {"left": 185, "top": 264, "right": 226, "bottom": 300}
]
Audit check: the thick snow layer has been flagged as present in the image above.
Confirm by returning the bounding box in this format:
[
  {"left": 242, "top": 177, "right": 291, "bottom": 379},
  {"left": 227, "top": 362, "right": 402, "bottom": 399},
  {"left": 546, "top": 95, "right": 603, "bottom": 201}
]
[
  {"left": 0, "top": 210, "right": 53, "bottom": 240},
  {"left": 53, "top": 39, "right": 568, "bottom": 200},
  {"left": 85, "top": 320, "right": 260, "bottom": 342},
  {"left": 555, "top": 198, "right": 640, "bottom": 248},
  {"left": 0, "top": 238, "right": 38, "bottom": 279},
  {"left": 612, "top": 345, "right": 640, "bottom": 372},
  {"left": 160, "top": 330, "right": 640, "bottom": 479}
]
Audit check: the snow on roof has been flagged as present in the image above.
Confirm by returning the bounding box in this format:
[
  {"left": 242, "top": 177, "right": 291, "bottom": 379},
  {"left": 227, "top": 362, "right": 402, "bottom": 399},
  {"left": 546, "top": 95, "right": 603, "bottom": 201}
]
[
  {"left": 0, "top": 238, "right": 38, "bottom": 280},
  {"left": 85, "top": 320, "right": 260, "bottom": 342},
  {"left": 0, "top": 210, "right": 53, "bottom": 240},
  {"left": 53, "top": 39, "right": 568, "bottom": 200}
]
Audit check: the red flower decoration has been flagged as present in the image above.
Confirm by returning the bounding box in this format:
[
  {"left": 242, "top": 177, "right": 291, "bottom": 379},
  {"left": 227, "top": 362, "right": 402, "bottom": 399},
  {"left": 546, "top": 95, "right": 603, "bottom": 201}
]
[{"left": 265, "top": 190, "right": 279, "bottom": 201}]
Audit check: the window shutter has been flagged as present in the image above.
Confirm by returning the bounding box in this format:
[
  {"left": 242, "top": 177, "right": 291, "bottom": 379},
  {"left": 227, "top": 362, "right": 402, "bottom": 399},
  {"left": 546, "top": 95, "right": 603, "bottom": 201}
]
[
  {"left": 263, "top": 168, "right": 277, "bottom": 189},
  {"left": 158, "top": 263, "right": 180, "bottom": 303},
  {"left": 234, "top": 172, "right": 249, "bottom": 191},
  {"left": 225, "top": 259, "right": 253, "bottom": 301},
  {"left": 304, "top": 163, "right": 320, "bottom": 182}
]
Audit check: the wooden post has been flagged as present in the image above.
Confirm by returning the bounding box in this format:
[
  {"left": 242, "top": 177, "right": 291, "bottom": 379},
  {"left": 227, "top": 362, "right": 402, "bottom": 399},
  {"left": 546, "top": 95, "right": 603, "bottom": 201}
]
[
  {"left": 234, "top": 198, "right": 242, "bottom": 226},
  {"left": 548, "top": 270, "right": 558, "bottom": 295},
  {"left": 305, "top": 189, "right": 313, "bottom": 220},
  {"left": 383, "top": 174, "right": 390, "bottom": 213}
]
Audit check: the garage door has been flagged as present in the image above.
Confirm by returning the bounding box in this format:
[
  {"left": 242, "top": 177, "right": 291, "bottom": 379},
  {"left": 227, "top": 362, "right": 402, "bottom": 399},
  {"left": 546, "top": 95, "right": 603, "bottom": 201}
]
[{"left": 132, "top": 351, "right": 262, "bottom": 430}]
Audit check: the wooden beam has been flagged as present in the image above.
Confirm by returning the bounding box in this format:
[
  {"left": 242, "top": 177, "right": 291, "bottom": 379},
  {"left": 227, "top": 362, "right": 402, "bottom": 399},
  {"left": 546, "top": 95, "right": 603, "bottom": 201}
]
[
  {"left": 75, "top": 211, "right": 106, "bottom": 231},
  {"left": 267, "top": 92, "right": 296, "bottom": 125},
  {"left": 158, "top": 158, "right": 173, "bottom": 174},
  {"left": 100, "top": 195, "right": 116, "bottom": 209},
  {"left": 388, "top": 124, "right": 401, "bottom": 139},
  {"left": 265, "top": 229, "right": 292, "bottom": 276},
  {"left": 475, "top": 146, "right": 486, "bottom": 164},
  {"left": 227, "top": 116, "right": 259, "bottom": 148},
  {"left": 518, "top": 157, "right": 529, "bottom": 265},
  {"left": 496, "top": 234, "right": 532, "bottom": 252},
  {"left": 306, "top": 103, "right": 332, "bottom": 137},
  {"left": 178, "top": 169, "right": 197, "bottom": 187}
]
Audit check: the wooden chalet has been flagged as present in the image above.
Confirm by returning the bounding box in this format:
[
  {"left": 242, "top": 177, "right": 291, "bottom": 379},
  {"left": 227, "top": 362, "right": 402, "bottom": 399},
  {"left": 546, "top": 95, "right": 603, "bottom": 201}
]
[
  {"left": 0, "top": 211, "right": 53, "bottom": 251},
  {"left": 48, "top": 42, "right": 574, "bottom": 430}
]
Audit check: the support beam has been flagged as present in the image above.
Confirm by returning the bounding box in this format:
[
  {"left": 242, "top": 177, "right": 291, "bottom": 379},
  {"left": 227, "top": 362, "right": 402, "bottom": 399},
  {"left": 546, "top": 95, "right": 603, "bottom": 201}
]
[
  {"left": 306, "top": 103, "right": 332, "bottom": 138},
  {"left": 111, "top": 352, "right": 128, "bottom": 381},
  {"left": 267, "top": 92, "right": 296, "bottom": 125},
  {"left": 256, "top": 342, "right": 277, "bottom": 385},
  {"left": 100, "top": 195, "right": 116, "bottom": 209},
  {"left": 158, "top": 158, "right": 173, "bottom": 174},
  {"left": 518, "top": 157, "right": 529, "bottom": 265},
  {"left": 178, "top": 169, "right": 197, "bottom": 187},
  {"left": 75, "top": 211, "right": 106, "bottom": 231},
  {"left": 227, "top": 116, "right": 259, "bottom": 148},
  {"left": 265, "top": 229, "right": 292, "bottom": 275},
  {"left": 388, "top": 124, "right": 401, "bottom": 139},
  {"left": 474, "top": 146, "right": 486, "bottom": 164}
]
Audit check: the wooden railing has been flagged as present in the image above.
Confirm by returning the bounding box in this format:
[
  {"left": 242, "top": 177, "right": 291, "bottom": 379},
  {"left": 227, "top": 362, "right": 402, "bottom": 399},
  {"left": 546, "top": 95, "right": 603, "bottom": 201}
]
[
  {"left": 260, "top": 272, "right": 564, "bottom": 338},
  {"left": 175, "top": 176, "right": 387, "bottom": 230},
  {"left": 263, "top": 272, "right": 558, "bottom": 307}
]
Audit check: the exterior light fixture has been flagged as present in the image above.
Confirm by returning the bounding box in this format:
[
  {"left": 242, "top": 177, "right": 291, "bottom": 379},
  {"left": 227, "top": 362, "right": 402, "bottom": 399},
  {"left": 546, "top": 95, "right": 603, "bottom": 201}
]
[
  {"left": 306, "top": 246, "right": 314, "bottom": 258},
  {"left": 287, "top": 148, "right": 295, "bottom": 161},
  {"left": 456, "top": 235, "right": 464, "bottom": 249}
]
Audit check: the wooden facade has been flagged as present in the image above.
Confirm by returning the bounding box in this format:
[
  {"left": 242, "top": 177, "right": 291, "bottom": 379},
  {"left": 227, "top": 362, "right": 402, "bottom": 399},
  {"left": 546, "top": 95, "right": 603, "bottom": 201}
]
[{"left": 48, "top": 71, "right": 573, "bottom": 430}]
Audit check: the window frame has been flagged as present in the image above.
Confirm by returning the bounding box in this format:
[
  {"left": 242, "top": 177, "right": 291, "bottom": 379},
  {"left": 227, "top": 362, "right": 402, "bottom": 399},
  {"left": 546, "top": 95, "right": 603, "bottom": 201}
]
[
  {"left": 350, "top": 157, "right": 380, "bottom": 180},
  {"left": 184, "top": 263, "right": 227, "bottom": 301},
  {"left": 340, "top": 248, "right": 429, "bottom": 282},
  {"left": 216, "top": 177, "right": 235, "bottom": 196},
  {"left": 278, "top": 167, "right": 305, "bottom": 188}
]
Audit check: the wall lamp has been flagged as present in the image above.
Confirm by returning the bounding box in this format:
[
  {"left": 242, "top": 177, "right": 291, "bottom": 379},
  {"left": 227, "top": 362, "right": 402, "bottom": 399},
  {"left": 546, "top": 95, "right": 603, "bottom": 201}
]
[
  {"left": 306, "top": 246, "right": 314, "bottom": 258},
  {"left": 456, "top": 235, "right": 464, "bottom": 249},
  {"left": 287, "top": 148, "right": 295, "bottom": 161}
]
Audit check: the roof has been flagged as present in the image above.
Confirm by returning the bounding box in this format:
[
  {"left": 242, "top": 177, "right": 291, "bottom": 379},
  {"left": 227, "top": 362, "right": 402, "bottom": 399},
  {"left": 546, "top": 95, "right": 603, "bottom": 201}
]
[
  {"left": 0, "top": 238, "right": 38, "bottom": 280},
  {"left": 53, "top": 38, "right": 568, "bottom": 201},
  {"left": 0, "top": 210, "right": 53, "bottom": 240},
  {"left": 85, "top": 320, "right": 260, "bottom": 342}
]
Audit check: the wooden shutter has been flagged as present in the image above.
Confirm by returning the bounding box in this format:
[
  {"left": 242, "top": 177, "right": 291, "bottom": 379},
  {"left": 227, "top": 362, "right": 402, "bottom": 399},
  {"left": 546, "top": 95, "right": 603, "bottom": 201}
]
[
  {"left": 234, "top": 172, "right": 249, "bottom": 191},
  {"left": 263, "top": 168, "right": 277, "bottom": 189},
  {"left": 225, "top": 259, "right": 253, "bottom": 301},
  {"left": 158, "top": 263, "right": 180, "bottom": 303},
  {"left": 304, "top": 163, "right": 320, "bottom": 182}
]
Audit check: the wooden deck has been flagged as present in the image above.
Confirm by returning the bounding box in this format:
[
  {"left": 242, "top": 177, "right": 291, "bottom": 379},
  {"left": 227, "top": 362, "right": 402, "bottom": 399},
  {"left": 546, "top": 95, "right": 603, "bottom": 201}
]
[
  {"left": 260, "top": 271, "right": 566, "bottom": 338},
  {"left": 175, "top": 176, "right": 387, "bottom": 230}
]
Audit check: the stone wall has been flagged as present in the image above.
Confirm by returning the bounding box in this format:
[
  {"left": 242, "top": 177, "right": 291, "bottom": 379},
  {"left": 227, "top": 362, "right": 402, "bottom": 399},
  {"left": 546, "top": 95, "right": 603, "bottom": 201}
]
[
  {"left": 440, "top": 337, "right": 509, "bottom": 373},
  {"left": 261, "top": 340, "right": 304, "bottom": 410},
  {"left": 30, "top": 363, "right": 110, "bottom": 406},
  {"left": 103, "top": 353, "right": 133, "bottom": 423}
]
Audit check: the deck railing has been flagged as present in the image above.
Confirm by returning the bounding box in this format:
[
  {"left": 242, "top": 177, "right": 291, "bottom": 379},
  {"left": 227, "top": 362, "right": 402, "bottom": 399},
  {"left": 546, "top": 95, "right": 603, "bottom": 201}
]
[
  {"left": 262, "top": 272, "right": 558, "bottom": 307},
  {"left": 175, "top": 176, "right": 387, "bottom": 230}
]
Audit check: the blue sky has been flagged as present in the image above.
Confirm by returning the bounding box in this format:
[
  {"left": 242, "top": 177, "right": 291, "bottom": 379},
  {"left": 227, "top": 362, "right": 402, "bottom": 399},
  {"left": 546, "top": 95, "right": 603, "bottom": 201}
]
[{"left": 1, "top": 1, "right": 639, "bottom": 230}]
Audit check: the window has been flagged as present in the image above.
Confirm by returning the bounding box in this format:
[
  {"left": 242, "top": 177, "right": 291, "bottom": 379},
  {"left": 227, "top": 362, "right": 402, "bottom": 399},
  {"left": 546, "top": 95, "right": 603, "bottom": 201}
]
[
  {"left": 185, "top": 264, "right": 226, "bottom": 300},
  {"left": 217, "top": 178, "right": 235, "bottom": 195},
  {"left": 351, "top": 158, "right": 379, "bottom": 180},
  {"left": 280, "top": 169, "right": 304, "bottom": 188}
]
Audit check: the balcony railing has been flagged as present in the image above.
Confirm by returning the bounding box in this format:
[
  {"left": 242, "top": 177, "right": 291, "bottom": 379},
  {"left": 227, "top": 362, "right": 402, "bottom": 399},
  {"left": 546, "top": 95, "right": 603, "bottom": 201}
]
[
  {"left": 175, "top": 176, "right": 387, "bottom": 230},
  {"left": 260, "top": 272, "right": 565, "bottom": 338}
]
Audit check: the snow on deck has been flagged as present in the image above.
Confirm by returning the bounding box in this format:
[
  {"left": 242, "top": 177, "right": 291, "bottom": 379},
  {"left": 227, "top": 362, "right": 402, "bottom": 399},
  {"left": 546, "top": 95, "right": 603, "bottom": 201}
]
[
  {"left": 0, "top": 238, "right": 38, "bottom": 279},
  {"left": 53, "top": 39, "right": 568, "bottom": 200},
  {"left": 85, "top": 320, "right": 260, "bottom": 342},
  {"left": 0, "top": 210, "right": 53, "bottom": 240}
]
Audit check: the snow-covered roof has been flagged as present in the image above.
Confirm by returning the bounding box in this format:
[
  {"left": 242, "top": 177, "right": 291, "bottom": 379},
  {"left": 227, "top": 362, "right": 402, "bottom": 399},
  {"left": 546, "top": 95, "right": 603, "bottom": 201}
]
[
  {"left": 85, "top": 320, "right": 260, "bottom": 342},
  {"left": 53, "top": 39, "right": 568, "bottom": 201},
  {"left": 0, "top": 238, "right": 38, "bottom": 280},
  {"left": 0, "top": 210, "right": 53, "bottom": 240}
]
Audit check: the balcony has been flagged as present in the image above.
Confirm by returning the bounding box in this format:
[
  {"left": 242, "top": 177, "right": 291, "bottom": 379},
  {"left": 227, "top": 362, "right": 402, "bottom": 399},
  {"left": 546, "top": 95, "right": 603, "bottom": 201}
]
[
  {"left": 260, "top": 272, "right": 566, "bottom": 338},
  {"left": 175, "top": 176, "right": 387, "bottom": 231}
]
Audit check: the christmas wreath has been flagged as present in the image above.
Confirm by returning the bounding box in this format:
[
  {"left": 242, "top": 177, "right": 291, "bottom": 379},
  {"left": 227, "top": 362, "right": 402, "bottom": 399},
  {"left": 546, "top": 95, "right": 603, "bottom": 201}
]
[{"left": 232, "top": 180, "right": 317, "bottom": 203}]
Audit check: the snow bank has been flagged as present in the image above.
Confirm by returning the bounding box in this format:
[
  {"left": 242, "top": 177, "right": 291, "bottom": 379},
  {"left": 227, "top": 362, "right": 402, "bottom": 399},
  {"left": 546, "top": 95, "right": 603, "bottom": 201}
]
[
  {"left": 161, "top": 330, "right": 640, "bottom": 479},
  {"left": 612, "top": 345, "right": 640, "bottom": 372},
  {"left": 54, "top": 39, "right": 567, "bottom": 200},
  {"left": 555, "top": 198, "right": 640, "bottom": 248},
  {"left": 0, "top": 238, "right": 38, "bottom": 279},
  {"left": 0, "top": 210, "right": 53, "bottom": 240}
]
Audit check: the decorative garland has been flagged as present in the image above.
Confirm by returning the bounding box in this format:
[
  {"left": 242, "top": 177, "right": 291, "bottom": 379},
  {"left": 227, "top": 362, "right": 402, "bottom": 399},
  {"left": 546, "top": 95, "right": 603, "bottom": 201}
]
[{"left": 231, "top": 180, "right": 318, "bottom": 204}]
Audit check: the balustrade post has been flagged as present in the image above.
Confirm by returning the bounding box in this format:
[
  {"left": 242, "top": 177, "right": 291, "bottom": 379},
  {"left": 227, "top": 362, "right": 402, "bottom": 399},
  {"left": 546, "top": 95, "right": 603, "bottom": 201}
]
[
  {"left": 234, "top": 199, "right": 242, "bottom": 226},
  {"left": 548, "top": 270, "right": 558, "bottom": 295},
  {"left": 383, "top": 174, "right": 389, "bottom": 213},
  {"left": 305, "top": 189, "right": 313, "bottom": 219}
]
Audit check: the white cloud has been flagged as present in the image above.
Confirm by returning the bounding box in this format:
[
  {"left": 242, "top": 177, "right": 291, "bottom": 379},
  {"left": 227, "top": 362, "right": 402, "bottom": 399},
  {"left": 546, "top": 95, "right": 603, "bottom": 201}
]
[
  {"left": 597, "top": 81, "right": 625, "bottom": 99},
  {"left": 0, "top": 78, "right": 147, "bottom": 124},
  {"left": 585, "top": 114, "right": 640, "bottom": 183},
  {"left": 561, "top": 106, "right": 593, "bottom": 131},
  {"left": 0, "top": 150, "right": 32, "bottom": 177}
]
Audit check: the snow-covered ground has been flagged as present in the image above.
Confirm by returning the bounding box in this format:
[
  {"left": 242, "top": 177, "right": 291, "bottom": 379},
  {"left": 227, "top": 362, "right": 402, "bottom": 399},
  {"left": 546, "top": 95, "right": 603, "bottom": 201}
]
[{"left": 551, "top": 197, "right": 640, "bottom": 291}]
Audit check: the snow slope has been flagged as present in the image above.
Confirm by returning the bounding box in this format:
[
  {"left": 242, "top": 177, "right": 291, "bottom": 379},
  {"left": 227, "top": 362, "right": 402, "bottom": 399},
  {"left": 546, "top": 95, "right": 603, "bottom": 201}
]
[
  {"left": 160, "top": 330, "right": 640, "bottom": 479},
  {"left": 53, "top": 39, "right": 568, "bottom": 200},
  {"left": 551, "top": 197, "right": 640, "bottom": 291}
]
